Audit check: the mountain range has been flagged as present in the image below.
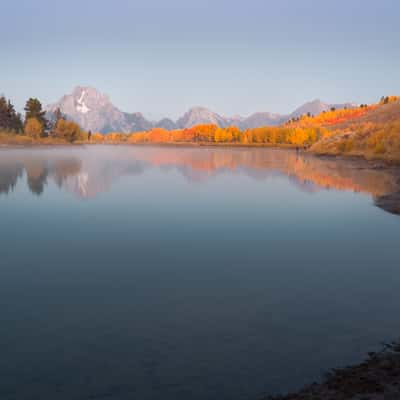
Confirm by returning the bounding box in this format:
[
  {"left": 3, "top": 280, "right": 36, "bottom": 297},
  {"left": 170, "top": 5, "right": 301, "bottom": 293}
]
[{"left": 46, "top": 86, "right": 356, "bottom": 134}]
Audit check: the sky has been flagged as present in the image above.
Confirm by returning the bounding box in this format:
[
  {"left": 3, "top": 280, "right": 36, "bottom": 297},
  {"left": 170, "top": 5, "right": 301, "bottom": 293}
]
[{"left": 1, "top": 0, "right": 399, "bottom": 120}]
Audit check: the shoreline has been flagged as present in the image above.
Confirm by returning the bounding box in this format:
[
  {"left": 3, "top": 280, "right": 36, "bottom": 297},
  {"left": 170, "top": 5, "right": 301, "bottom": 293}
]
[
  {"left": 1, "top": 140, "right": 400, "bottom": 166},
  {"left": 261, "top": 342, "right": 400, "bottom": 400}
]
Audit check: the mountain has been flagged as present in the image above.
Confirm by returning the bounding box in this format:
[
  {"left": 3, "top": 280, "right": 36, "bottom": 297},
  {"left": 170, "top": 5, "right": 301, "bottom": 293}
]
[
  {"left": 176, "top": 107, "right": 228, "bottom": 129},
  {"left": 123, "top": 112, "right": 152, "bottom": 132},
  {"left": 239, "top": 112, "right": 284, "bottom": 129},
  {"left": 46, "top": 86, "right": 151, "bottom": 134},
  {"left": 155, "top": 118, "right": 177, "bottom": 130},
  {"left": 47, "top": 86, "right": 357, "bottom": 134},
  {"left": 289, "top": 99, "right": 356, "bottom": 118}
]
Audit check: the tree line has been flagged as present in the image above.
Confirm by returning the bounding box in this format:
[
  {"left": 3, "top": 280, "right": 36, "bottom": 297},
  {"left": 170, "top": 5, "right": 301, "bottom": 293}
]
[
  {"left": 0, "top": 95, "right": 87, "bottom": 142},
  {"left": 1, "top": 94, "right": 398, "bottom": 148},
  {"left": 90, "top": 124, "right": 329, "bottom": 147}
]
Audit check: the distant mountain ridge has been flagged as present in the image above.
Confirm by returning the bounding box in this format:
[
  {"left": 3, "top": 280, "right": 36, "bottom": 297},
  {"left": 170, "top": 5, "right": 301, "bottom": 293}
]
[
  {"left": 46, "top": 86, "right": 357, "bottom": 134},
  {"left": 290, "top": 99, "right": 357, "bottom": 118}
]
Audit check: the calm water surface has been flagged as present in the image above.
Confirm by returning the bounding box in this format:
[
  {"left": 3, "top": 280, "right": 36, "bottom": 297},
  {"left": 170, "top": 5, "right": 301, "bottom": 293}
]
[{"left": 1, "top": 145, "right": 400, "bottom": 400}]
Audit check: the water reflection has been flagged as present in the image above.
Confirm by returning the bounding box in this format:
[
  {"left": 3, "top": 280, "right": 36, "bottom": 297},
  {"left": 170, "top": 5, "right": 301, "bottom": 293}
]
[
  {"left": 0, "top": 162, "right": 23, "bottom": 194},
  {"left": 2, "top": 145, "right": 400, "bottom": 400},
  {"left": 1, "top": 146, "right": 400, "bottom": 214},
  {"left": 0, "top": 155, "right": 82, "bottom": 196}
]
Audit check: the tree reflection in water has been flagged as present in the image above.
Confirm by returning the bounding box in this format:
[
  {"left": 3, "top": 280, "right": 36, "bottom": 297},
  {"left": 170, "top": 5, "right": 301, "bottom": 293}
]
[{"left": 0, "top": 146, "right": 399, "bottom": 215}]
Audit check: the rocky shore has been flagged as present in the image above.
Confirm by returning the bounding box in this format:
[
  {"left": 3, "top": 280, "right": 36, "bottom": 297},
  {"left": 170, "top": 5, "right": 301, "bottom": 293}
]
[{"left": 263, "top": 342, "right": 400, "bottom": 400}]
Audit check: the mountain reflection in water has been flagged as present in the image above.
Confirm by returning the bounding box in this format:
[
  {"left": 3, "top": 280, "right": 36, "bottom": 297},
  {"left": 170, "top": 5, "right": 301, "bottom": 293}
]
[{"left": 0, "top": 145, "right": 399, "bottom": 215}]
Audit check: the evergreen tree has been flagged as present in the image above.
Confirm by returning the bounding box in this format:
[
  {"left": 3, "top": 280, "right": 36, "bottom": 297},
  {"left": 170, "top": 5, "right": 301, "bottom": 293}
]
[
  {"left": 0, "top": 96, "right": 9, "bottom": 129},
  {"left": 49, "top": 107, "right": 66, "bottom": 134},
  {"left": 54, "top": 107, "right": 65, "bottom": 122},
  {"left": 0, "top": 96, "right": 23, "bottom": 132},
  {"left": 24, "top": 98, "right": 48, "bottom": 135},
  {"left": 7, "top": 100, "right": 23, "bottom": 132}
]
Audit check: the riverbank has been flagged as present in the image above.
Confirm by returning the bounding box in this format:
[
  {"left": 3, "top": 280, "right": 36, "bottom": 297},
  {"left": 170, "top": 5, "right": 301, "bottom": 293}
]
[
  {"left": 0, "top": 132, "right": 72, "bottom": 147},
  {"left": 128, "top": 142, "right": 400, "bottom": 164},
  {"left": 1, "top": 132, "right": 400, "bottom": 165},
  {"left": 311, "top": 138, "right": 400, "bottom": 165},
  {"left": 263, "top": 342, "right": 400, "bottom": 400}
]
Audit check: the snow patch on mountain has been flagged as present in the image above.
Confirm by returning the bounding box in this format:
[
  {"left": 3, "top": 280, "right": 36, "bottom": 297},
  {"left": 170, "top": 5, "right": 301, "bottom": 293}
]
[{"left": 76, "top": 90, "right": 90, "bottom": 114}]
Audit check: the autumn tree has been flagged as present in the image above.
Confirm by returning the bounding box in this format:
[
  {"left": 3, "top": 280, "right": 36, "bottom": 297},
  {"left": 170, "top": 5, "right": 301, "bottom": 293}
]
[
  {"left": 48, "top": 107, "right": 66, "bottom": 133},
  {"left": 90, "top": 133, "right": 105, "bottom": 142},
  {"left": 24, "top": 118, "right": 43, "bottom": 138},
  {"left": 107, "top": 132, "right": 126, "bottom": 142},
  {"left": 24, "top": 98, "right": 48, "bottom": 135},
  {"left": 215, "top": 126, "right": 237, "bottom": 142},
  {"left": 53, "top": 119, "right": 86, "bottom": 142}
]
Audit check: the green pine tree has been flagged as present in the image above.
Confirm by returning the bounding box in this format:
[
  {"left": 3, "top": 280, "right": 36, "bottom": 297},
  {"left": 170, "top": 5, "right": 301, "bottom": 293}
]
[{"left": 24, "top": 98, "right": 48, "bottom": 135}]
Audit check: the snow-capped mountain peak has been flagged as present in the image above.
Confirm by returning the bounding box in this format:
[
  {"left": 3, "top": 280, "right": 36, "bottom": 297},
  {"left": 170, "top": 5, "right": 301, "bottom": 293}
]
[{"left": 46, "top": 86, "right": 152, "bottom": 133}]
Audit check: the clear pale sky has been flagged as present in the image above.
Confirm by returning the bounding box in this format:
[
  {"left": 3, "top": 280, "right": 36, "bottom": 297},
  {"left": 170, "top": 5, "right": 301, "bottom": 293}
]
[{"left": 1, "top": 0, "right": 399, "bottom": 119}]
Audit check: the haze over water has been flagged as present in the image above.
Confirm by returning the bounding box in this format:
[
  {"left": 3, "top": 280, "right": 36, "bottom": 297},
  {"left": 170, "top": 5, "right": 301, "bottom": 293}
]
[{"left": 1, "top": 145, "right": 400, "bottom": 400}]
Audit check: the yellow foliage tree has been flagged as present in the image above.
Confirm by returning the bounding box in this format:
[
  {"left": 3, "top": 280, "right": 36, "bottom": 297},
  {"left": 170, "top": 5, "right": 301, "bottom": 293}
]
[
  {"left": 53, "top": 119, "right": 86, "bottom": 142},
  {"left": 24, "top": 117, "right": 43, "bottom": 138}
]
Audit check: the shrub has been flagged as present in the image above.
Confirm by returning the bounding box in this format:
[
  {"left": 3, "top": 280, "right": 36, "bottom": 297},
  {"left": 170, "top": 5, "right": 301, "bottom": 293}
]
[{"left": 53, "top": 119, "right": 86, "bottom": 142}]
